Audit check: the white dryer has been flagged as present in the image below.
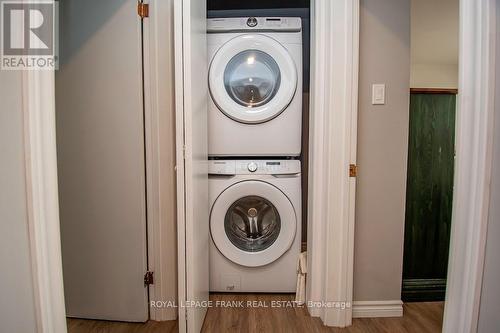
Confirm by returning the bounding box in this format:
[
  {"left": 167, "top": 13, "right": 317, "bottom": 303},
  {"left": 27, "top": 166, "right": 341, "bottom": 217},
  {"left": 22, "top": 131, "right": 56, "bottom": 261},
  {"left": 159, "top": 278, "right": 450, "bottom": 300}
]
[
  {"left": 209, "top": 159, "right": 301, "bottom": 292},
  {"left": 207, "top": 17, "right": 303, "bottom": 157}
]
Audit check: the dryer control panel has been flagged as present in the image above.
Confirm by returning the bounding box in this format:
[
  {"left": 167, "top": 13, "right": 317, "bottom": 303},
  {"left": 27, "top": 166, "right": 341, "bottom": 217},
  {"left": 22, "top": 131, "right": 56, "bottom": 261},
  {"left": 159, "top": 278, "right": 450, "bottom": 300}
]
[{"left": 209, "top": 160, "right": 300, "bottom": 175}]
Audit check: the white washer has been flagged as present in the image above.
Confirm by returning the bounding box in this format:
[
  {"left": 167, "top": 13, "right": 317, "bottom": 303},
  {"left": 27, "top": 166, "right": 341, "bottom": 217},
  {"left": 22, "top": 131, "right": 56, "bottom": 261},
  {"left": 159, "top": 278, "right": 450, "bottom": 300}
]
[
  {"left": 208, "top": 17, "right": 303, "bottom": 157},
  {"left": 209, "top": 159, "right": 301, "bottom": 292}
]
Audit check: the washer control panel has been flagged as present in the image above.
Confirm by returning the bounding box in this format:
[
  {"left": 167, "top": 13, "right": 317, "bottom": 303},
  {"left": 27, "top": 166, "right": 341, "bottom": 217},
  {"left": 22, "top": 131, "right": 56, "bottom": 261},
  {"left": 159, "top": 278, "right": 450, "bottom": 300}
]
[
  {"left": 209, "top": 160, "right": 300, "bottom": 175},
  {"left": 207, "top": 17, "right": 301, "bottom": 33}
]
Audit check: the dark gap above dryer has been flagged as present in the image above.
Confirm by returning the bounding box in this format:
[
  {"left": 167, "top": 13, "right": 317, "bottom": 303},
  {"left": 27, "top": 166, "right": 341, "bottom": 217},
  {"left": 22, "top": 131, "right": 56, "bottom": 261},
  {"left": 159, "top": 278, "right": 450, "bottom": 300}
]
[{"left": 208, "top": 0, "right": 309, "bottom": 10}]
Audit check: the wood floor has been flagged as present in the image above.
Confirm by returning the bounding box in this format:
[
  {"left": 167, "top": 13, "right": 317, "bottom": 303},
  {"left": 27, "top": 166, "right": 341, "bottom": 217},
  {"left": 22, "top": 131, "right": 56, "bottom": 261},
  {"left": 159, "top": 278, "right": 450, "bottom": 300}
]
[
  {"left": 202, "top": 294, "right": 443, "bottom": 333},
  {"left": 67, "top": 294, "right": 443, "bottom": 333},
  {"left": 67, "top": 318, "right": 178, "bottom": 333}
]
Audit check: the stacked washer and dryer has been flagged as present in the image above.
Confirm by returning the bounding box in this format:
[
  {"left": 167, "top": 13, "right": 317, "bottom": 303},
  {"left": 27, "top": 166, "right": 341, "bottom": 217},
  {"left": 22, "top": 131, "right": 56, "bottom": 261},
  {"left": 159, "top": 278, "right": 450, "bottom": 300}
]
[{"left": 207, "top": 17, "right": 303, "bottom": 292}]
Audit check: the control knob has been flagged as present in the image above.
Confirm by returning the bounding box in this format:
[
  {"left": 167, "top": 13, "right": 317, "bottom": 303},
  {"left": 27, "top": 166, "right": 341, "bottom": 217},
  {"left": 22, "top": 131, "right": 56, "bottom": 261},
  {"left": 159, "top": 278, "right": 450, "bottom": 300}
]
[
  {"left": 247, "top": 162, "right": 258, "bottom": 172},
  {"left": 247, "top": 17, "right": 258, "bottom": 27}
]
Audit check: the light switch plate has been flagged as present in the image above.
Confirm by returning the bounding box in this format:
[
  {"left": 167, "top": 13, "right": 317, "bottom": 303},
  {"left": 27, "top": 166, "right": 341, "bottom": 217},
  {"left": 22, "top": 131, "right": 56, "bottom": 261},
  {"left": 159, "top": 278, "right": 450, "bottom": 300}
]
[{"left": 372, "top": 84, "right": 386, "bottom": 105}]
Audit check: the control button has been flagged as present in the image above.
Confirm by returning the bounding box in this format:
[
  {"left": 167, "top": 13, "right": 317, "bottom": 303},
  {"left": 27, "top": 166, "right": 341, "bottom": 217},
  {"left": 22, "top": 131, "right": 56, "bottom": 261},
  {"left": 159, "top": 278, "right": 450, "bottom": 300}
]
[
  {"left": 246, "top": 17, "right": 258, "bottom": 27},
  {"left": 247, "top": 162, "right": 258, "bottom": 172}
]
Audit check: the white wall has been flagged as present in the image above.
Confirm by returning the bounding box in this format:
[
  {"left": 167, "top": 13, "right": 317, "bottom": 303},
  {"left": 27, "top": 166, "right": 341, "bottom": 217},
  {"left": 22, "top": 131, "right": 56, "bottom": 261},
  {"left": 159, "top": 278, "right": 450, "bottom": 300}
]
[
  {"left": 354, "top": 0, "right": 410, "bottom": 302},
  {"left": 410, "top": 0, "right": 459, "bottom": 88},
  {"left": 0, "top": 72, "right": 38, "bottom": 332},
  {"left": 477, "top": 4, "right": 500, "bottom": 331}
]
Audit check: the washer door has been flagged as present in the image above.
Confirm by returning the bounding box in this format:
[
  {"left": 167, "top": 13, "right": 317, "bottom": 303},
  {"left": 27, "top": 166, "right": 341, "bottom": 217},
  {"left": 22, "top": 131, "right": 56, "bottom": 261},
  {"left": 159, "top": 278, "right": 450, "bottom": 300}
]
[
  {"left": 210, "top": 181, "right": 297, "bottom": 267},
  {"left": 209, "top": 34, "right": 297, "bottom": 124}
]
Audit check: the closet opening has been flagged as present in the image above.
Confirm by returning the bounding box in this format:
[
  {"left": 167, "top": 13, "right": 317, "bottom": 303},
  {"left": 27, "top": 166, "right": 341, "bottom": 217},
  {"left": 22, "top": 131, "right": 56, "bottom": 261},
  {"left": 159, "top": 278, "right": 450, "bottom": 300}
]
[{"left": 203, "top": 0, "right": 312, "bottom": 325}]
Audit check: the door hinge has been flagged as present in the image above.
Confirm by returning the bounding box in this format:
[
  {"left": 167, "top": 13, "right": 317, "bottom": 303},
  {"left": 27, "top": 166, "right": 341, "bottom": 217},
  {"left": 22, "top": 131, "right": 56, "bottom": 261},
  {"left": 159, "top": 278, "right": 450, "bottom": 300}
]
[
  {"left": 137, "top": 2, "right": 149, "bottom": 18},
  {"left": 349, "top": 164, "right": 358, "bottom": 177},
  {"left": 144, "top": 271, "right": 154, "bottom": 286}
]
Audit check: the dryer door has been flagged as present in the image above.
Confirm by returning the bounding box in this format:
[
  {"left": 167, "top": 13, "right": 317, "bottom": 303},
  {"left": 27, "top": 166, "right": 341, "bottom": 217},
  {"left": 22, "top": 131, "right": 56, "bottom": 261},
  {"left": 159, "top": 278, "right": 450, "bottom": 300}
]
[
  {"left": 209, "top": 34, "right": 297, "bottom": 124},
  {"left": 210, "top": 180, "right": 297, "bottom": 267}
]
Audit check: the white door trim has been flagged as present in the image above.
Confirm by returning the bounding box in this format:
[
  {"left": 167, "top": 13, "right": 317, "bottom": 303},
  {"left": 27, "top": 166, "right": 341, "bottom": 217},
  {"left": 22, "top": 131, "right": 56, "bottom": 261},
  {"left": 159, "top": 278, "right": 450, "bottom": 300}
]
[
  {"left": 174, "top": 0, "right": 187, "bottom": 330},
  {"left": 174, "top": 0, "right": 210, "bottom": 331},
  {"left": 142, "top": 0, "right": 178, "bottom": 321},
  {"left": 22, "top": 69, "right": 67, "bottom": 331},
  {"left": 306, "top": 0, "right": 359, "bottom": 327},
  {"left": 442, "top": 1, "right": 497, "bottom": 332}
]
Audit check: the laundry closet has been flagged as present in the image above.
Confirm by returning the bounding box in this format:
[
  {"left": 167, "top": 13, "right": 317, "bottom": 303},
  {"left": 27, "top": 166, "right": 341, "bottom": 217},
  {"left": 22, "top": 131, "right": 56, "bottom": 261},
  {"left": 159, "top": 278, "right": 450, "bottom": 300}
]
[
  {"left": 206, "top": 14, "right": 306, "bottom": 293},
  {"left": 55, "top": 0, "right": 311, "bottom": 329}
]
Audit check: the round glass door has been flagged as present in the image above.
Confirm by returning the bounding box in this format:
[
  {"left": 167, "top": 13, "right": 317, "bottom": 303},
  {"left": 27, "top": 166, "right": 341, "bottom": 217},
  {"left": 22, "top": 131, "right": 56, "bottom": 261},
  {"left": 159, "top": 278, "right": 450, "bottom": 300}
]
[
  {"left": 210, "top": 180, "right": 297, "bottom": 267},
  {"left": 209, "top": 34, "right": 297, "bottom": 124},
  {"left": 224, "top": 50, "right": 281, "bottom": 108},
  {"left": 224, "top": 195, "right": 281, "bottom": 252}
]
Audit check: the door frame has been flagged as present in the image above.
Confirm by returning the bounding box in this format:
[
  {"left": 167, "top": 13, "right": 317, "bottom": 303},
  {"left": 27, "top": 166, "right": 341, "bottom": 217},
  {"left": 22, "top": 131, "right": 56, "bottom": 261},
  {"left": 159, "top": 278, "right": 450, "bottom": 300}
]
[
  {"left": 442, "top": 0, "right": 497, "bottom": 332},
  {"left": 174, "top": 0, "right": 210, "bottom": 331},
  {"left": 174, "top": 0, "right": 188, "bottom": 330},
  {"left": 22, "top": 0, "right": 497, "bottom": 331},
  {"left": 142, "top": 0, "right": 179, "bottom": 321},
  {"left": 305, "top": 0, "right": 359, "bottom": 327},
  {"left": 21, "top": 66, "right": 67, "bottom": 331}
]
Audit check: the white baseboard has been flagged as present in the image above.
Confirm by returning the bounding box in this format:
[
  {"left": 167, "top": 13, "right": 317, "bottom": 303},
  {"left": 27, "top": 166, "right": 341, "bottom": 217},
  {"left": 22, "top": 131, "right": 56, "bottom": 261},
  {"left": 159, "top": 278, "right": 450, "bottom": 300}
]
[{"left": 352, "top": 300, "right": 403, "bottom": 318}]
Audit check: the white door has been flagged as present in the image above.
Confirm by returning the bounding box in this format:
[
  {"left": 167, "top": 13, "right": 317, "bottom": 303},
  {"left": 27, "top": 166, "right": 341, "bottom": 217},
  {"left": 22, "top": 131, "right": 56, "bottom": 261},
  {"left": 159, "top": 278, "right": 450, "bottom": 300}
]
[
  {"left": 174, "top": 0, "right": 209, "bottom": 332},
  {"left": 56, "top": 0, "right": 148, "bottom": 322}
]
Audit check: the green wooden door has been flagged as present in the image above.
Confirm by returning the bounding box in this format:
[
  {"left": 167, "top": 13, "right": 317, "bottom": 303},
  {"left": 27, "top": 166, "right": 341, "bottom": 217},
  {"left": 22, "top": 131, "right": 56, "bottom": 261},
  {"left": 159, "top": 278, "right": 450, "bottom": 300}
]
[{"left": 402, "top": 93, "right": 456, "bottom": 301}]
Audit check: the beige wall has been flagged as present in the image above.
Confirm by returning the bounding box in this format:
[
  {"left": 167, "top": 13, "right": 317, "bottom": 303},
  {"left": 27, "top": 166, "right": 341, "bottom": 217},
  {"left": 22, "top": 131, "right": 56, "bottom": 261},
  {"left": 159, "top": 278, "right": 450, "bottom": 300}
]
[
  {"left": 0, "top": 72, "right": 38, "bottom": 332},
  {"left": 410, "top": 0, "right": 459, "bottom": 88},
  {"left": 354, "top": 0, "right": 410, "bottom": 301},
  {"left": 411, "top": 63, "right": 458, "bottom": 89},
  {"left": 477, "top": 4, "right": 500, "bottom": 331}
]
